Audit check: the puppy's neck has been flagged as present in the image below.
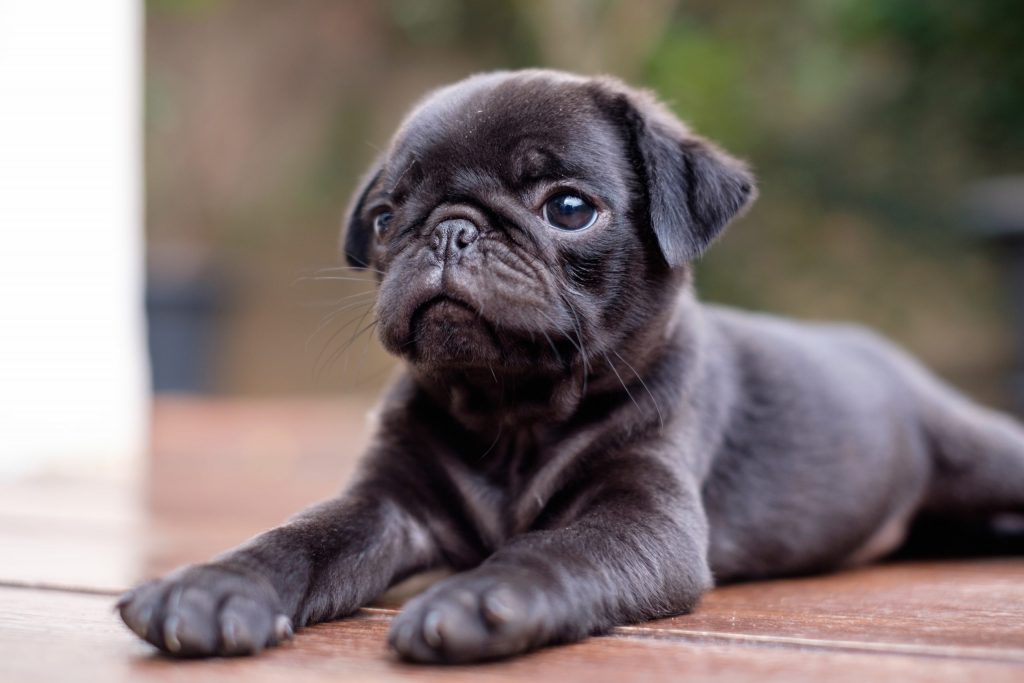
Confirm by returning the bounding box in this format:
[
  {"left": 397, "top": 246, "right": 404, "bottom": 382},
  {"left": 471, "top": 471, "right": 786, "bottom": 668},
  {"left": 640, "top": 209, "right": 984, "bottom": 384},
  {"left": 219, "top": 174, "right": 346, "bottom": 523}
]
[
  {"left": 411, "top": 365, "right": 584, "bottom": 431},
  {"left": 408, "top": 289, "right": 702, "bottom": 435}
]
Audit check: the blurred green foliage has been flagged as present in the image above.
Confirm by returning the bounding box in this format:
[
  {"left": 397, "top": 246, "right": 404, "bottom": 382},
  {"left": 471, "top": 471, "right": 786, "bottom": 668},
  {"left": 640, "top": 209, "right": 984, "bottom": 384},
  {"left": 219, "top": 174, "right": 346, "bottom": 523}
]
[
  {"left": 843, "top": 0, "right": 1024, "bottom": 161},
  {"left": 646, "top": 1, "right": 1024, "bottom": 234}
]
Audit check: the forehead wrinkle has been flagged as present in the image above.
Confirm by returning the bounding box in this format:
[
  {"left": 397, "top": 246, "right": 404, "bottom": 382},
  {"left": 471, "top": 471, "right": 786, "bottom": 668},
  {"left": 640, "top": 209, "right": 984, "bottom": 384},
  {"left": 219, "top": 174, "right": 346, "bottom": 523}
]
[
  {"left": 387, "top": 156, "right": 420, "bottom": 196},
  {"left": 449, "top": 167, "right": 501, "bottom": 197},
  {"left": 514, "top": 146, "right": 569, "bottom": 183}
]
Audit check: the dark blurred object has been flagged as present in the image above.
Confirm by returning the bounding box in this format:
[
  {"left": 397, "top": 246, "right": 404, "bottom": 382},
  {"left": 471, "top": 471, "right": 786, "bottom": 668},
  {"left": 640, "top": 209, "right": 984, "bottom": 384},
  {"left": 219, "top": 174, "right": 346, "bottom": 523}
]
[
  {"left": 965, "top": 176, "right": 1024, "bottom": 412},
  {"left": 892, "top": 513, "right": 1024, "bottom": 560},
  {"left": 146, "top": 245, "right": 226, "bottom": 393}
]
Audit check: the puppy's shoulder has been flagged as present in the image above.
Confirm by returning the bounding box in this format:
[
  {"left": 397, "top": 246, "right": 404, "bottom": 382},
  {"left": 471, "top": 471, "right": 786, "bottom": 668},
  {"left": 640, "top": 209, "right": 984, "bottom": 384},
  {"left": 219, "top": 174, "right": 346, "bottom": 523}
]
[
  {"left": 699, "top": 303, "right": 910, "bottom": 374},
  {"left": 704, "top": 303, "right": 888, "bottom": 348}
]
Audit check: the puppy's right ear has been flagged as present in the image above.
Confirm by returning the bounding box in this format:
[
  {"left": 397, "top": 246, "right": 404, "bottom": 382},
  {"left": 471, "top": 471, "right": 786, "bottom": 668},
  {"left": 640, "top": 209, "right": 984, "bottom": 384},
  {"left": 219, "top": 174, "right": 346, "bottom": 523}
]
[
  {"left": 341, "top": 162, "right": 384, "bottom": 269},
  {"left": 593, "top": 81, "right": 757, "bottom": 267}
]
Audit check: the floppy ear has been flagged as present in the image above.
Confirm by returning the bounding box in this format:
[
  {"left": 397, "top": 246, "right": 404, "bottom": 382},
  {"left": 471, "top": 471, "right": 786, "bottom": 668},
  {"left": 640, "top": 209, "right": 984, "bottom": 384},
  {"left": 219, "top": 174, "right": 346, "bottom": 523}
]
[
  {"left": 341, "top": 162, "right": 384, "bottom": 269},
  {"left": 604, "top": 85, "right": 757, "bottom": 267}
]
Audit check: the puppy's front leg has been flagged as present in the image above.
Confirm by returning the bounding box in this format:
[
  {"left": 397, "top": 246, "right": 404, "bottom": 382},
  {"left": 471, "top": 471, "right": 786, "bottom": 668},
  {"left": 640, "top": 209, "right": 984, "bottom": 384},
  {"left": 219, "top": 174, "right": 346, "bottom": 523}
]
[
  {"left": 390, "top": 465, "right": 711, "bottom": 663},
  {"left": 118, "top": 475, "right": 437, "bottom": 657}
]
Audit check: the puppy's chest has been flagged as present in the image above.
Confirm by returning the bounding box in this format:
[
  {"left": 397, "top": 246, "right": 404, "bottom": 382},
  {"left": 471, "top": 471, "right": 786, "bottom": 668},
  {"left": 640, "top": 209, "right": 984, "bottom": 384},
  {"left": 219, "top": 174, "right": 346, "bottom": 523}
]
[{"left": 450, "top": 429, "right": 560, "bottom": 546}]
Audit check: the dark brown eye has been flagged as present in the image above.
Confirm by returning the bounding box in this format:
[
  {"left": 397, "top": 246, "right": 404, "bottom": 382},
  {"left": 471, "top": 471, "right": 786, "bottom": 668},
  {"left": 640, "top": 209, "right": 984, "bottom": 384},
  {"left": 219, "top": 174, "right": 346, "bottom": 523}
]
[
  {"left": 542, "top": 193, "right": 597, "bottom": 231},
  {"left": 373, "top": 212, "right": 393, "bottom": 238}
]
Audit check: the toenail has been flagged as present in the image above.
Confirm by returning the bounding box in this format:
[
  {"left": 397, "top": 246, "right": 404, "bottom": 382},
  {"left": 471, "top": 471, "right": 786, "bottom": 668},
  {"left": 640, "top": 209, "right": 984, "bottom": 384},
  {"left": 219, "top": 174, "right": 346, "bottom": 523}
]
[
  {"left": 163, "top": 615, "right": 182, "bottom": 653},
  {"left": 423, "top": 610, "right": 443, "bottom": 648},
  {"left": 221, "top": 616, "right": 239, "bottom": 651},
  {"left": 483, "top": 588, "right": 518, "bottom": 625},
  {"left": 274, "top": 615, "right": 294, "bottom": 641}
]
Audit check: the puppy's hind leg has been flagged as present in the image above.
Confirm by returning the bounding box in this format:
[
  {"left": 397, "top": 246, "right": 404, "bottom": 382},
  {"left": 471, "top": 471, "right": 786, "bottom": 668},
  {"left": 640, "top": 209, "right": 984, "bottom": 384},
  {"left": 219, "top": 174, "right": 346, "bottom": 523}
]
[{"left": 919, "top": 382, "right": 1024, "bottom": 515}]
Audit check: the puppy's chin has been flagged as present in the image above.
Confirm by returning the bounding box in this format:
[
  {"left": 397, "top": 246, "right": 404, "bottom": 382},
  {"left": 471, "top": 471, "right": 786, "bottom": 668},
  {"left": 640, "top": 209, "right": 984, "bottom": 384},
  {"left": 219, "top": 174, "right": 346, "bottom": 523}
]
[
  {"left": 401, "top": 295, "right": 502, "bottom": 368},
  {"left": 381, "top": 296, "right": 574, "bottom": 373}
]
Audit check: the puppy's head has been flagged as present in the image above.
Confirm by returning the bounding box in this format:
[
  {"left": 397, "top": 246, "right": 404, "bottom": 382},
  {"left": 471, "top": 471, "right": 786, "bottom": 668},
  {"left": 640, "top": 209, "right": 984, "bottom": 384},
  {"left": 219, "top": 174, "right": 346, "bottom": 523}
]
[{"left": 344, "top": 70, "right": 755, "bottom": 373}]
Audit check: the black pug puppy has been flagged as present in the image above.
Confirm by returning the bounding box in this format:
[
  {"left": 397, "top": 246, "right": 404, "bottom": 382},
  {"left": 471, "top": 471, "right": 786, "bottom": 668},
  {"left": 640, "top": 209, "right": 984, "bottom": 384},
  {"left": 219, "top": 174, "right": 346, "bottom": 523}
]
[{"left": 119, "top": 69, "right": 1024, "bottom": 663}]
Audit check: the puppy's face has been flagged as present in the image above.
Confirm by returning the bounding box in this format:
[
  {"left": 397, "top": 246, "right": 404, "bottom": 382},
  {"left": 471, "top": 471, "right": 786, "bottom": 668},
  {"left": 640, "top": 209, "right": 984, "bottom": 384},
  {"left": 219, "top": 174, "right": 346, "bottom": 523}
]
[{"left": 344, "top": 70, "right": 755, "bottom": 374}]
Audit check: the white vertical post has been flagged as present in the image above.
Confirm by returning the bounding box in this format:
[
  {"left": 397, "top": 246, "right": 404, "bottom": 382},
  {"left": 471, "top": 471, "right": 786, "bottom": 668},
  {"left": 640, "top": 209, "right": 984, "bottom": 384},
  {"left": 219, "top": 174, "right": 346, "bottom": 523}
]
[{"left": 0, "top": 0, "right": 149, "bottom": 476}]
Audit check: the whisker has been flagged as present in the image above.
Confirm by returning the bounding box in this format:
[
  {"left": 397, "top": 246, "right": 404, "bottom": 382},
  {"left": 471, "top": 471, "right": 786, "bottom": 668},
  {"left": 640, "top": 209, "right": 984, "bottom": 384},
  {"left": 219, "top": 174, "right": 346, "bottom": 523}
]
[
  {"left": 337, "top": 319, "right": 380, "bottom": 365},
  {"left": 301, "top": 264, "right": 386, "bottom": 277},
  {"left": 602, "top": 351, "right": 642, "bottom": 413},
  {"left": 319, "top": 317, "right": 379, "bottom": 379},
  {"left": 354, "top": 311, "right": 381, "bottom": 370},
  {"left": 539, "top": 328, "right": 562, "bottom": 365},
  {"left": 522, "top": 256, "right": 592, "bottom": 397},
  {"left": 478, "top": 421, "right": 504, "bottom": 460},
  {"left": 342, "top": 318, "right": 381, "bottom": 374},
  {"left": 292, "top": 275, "right": 379, "bottom": 284},
  {"left": 556, "top": 292, "right": 590, "bottom": 368},
  {"left": 305, "top": 299, "right": 375, "bottom": 352},
  {"left": 563, "top": 299, "right": 590, "bottom": 398},
  {"left": 389, "top": 157, "right": 418, "bottom": 194},
  {"left": 611, "top": 348, "right": 664, "bottom": 429},
  {"left": 297, "top": 290, "right": 377, "bottom": 309},
  {"left": 313, "top": 303, "right": 375, "bottom": 377}
]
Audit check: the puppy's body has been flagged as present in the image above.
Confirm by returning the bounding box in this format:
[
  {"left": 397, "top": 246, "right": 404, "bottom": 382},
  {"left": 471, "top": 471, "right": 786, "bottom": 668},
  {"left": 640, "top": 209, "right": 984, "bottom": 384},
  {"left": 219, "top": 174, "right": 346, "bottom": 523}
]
[
  {"left": 705, "top": 304, "right": 1024, "bottom": 576},
  {"left": 120, "top": 69, "right": 1024, "bottom": 663},
  {"left": 705, "top": 306, "right": 950, "bottom": 577}
]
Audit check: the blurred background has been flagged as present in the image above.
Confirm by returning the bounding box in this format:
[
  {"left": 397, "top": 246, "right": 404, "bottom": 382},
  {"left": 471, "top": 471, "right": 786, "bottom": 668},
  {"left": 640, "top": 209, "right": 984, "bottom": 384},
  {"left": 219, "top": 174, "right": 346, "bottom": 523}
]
[{"left": 146, "top": 0, "right": 1024, "bottom": 412}]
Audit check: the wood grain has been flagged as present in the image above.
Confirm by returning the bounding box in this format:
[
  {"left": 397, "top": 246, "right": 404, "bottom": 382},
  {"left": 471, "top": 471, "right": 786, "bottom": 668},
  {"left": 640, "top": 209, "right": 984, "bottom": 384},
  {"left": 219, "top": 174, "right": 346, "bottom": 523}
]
[{"left": 651, "top": 558, "right": 1024, "bottom": 654}]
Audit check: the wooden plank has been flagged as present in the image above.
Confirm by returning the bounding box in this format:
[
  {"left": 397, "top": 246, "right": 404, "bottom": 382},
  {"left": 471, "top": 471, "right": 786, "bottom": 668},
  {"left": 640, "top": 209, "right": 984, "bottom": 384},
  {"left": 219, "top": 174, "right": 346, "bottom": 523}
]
[
  {"left": 148, "top": 397, "right": 372, "bottom": 527},
  {"left": 2, "top": 586, "right": 1022, "bottom": 683},
  {"left": 0, "top": 475, "right": 141, "bottom": 593},
  {"left": 642, "top": 558, "right": 1024, "bottom": 655},
  {"left": 0, "top": 398, "right": 371, "bottom": 592}
]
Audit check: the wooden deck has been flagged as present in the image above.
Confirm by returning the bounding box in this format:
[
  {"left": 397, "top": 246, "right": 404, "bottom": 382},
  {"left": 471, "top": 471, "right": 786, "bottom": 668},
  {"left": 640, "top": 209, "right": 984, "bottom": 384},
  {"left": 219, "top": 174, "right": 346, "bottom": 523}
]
[{"left": 2, "top": 397, "right": 1023, "bottom": 682}]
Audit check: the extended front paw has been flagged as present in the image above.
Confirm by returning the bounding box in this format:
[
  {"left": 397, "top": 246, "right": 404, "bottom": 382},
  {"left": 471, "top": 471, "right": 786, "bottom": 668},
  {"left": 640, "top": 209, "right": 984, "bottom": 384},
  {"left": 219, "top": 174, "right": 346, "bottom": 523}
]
[
  {"left": 388, "top": 569, "right": 552, "bottom": 663},
  {"left": 117, "top": 564, "right": 293, "bottom": 657}
]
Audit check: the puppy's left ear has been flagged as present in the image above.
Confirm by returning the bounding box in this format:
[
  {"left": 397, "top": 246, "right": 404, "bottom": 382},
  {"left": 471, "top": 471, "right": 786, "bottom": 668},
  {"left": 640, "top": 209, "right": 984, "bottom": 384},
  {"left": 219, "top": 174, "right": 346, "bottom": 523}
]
[
  {"left": 597, "top": 83, "right": 757, "bottom": 267},
  {"left": 341, "top": 161, "right": 384, "bottom": 269}
]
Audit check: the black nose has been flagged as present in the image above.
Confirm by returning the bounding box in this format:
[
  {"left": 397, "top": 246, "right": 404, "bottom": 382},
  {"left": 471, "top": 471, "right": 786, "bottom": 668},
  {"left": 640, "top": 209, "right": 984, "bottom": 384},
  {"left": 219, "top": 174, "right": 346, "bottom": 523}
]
[{"left": 431, "top": 218, "right": 479, "bottom": 263}]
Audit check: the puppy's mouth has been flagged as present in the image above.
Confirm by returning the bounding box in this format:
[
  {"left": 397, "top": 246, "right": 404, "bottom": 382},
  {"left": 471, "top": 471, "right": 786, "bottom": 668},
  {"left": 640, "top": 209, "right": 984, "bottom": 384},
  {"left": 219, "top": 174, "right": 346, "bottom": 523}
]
[{"left": 406, "top": 295, "right": 502, "bottom": 366}]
